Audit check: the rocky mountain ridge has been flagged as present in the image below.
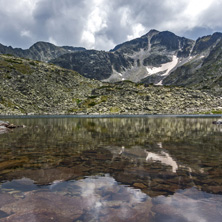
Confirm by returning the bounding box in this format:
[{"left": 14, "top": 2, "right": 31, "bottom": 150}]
[
  {"left": 1, "top": 30, "right": 222, "bottom": 96},
  {"left": 50, "top": 30, "right": 197, "bottom": 83},
  {"left": 0, "top": 41, "right": 86, "bottom": 62}
]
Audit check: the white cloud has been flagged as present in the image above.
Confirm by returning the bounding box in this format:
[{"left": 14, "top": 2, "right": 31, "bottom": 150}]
[
  {"left": 184, "top": 0, "right": 214, "bottom": 18},
  {"left": 81, "top": 0, "right": 108, "bottom": 49},
  {"left": 127, "top": 23, "right": 146, "bottom": 41},
  {"left": 0, "top": 0, "right": 222, "bottom": 50},
  {"left": 20, "top": 30, "right": 32, "bottom": 38},
  {"left": 48, "top": 37, "right": 57, "bottom": 46}
]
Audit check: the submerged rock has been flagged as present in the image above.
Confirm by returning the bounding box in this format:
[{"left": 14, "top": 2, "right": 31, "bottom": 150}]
[
  {"left": 0, "top": 121, "right": 25, "bottom": 134},
  {"left": 212, "top": 120, "right": 222, "bottom": 124},
  {"left": 0, "top": 121, "right": 9, "bottom": 134}
]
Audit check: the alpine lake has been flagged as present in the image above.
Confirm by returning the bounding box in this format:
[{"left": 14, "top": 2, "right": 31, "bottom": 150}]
[{"left": 0, "top": 115, "right": 221, "bottom": 222}]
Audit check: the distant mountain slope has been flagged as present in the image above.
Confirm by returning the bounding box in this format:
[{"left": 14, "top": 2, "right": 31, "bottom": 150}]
[{"left": 0, "top": 41, "right": 86, "bottom": 62}]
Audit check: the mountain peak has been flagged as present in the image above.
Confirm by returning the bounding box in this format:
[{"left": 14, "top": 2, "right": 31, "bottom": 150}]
[
  {"left": 143, "top": 29, "right": 160, "bottom": 37},
  {"left": 29, "top": 41, "right": 58, "bottom": 50}
]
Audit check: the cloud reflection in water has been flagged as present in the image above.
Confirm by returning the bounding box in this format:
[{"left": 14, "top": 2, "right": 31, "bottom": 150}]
[{"left": 0, "top": 175, "right": 222, "bottom": 221}]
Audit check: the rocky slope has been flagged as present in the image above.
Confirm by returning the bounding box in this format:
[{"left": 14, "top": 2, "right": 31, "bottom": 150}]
[
  {"left": 0, "top": 54, "right": 222, "bottom": 115},
  {"left": 0, "top": 54, "right": 101, "bottom": 115}
]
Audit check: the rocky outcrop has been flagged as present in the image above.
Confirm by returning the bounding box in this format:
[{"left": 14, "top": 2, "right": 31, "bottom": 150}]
[
  {"left": 0, "top": 121, "right": 9, "bottom": 134},
  {"left": 83, "top": 81, "right": 222, "bottom": 115}
]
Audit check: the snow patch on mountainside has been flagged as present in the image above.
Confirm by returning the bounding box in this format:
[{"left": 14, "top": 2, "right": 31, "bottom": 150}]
[{"left": 146, "top": 55, "right": 178, "bottom": 76}]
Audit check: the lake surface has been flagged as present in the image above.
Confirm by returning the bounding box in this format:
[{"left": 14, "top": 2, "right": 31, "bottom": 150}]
[{"left": 0, "top": 116, "right": 222, "bottom": 221}]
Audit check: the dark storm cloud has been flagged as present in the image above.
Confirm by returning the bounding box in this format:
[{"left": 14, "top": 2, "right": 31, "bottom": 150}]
[{"left": 0, "top": 0, "right": 222, "bottom": 50}]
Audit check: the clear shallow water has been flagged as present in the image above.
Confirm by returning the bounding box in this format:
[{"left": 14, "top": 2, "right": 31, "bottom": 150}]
[{"left": 0, "top": 117, "right": 222, "bottom": 221}]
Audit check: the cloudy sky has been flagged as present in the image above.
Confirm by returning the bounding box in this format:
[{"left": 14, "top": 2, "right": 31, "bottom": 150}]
[{"left": 0, "top": 0, "right": 222, "bottom": 50}]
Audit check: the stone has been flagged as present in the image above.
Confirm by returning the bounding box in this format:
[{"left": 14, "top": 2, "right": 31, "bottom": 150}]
[
  {"left": 212, "top": 120, "right": 222, "bottom": 124},
  {"left": 152, "top": 190, "right": 222, "bottom": 222},
  {"left": 99, "top": 201, "right": 153, "bottom": 222},
  {"left": 0, "top": 126, "right": 8, "bottom": 134},
  {"left": 2, "top": 178, "right": 37, "bottom": 192},
  {"left": 133, "top": 182, "right": 147, "bottom": 189}
]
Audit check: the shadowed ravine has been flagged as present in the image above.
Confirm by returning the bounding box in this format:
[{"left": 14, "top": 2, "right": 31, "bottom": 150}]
[{"left": 0, "top": 116, "right": 221, "bottom": 221}]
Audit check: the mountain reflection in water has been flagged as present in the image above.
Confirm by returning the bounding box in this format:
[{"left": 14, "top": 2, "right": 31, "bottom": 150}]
[
  {"left": 0, "top": 116, "right": 221, "bottom": 221},
  {"left": 145, "top": 143, "right": 178, "bottom": 173}
]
